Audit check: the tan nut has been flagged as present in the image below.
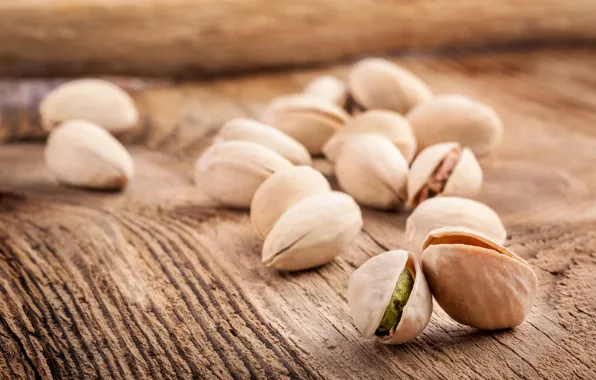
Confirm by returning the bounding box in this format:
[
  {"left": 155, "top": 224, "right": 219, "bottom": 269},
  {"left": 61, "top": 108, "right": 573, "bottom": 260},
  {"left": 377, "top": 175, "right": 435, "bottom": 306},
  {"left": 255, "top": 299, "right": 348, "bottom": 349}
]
[
  {"left": 303, "top": 75, "right": 347, "bottom": 107},
  {"left": 407, "top": 142, "right": 482, "bottom": 207},
  {"left": 422, "top": 227, "right": 537, "bottom": 330},
  {"left": 262, "top": 192, "right": 362, "bottom": 271},
  {"left": 323, "top": 110, "right": 417, "bottom": 163},
  {"left": 251, "top": 166, "right": 331, "bottom": 239},
  {"left": 194, "top": 141, "right": 292, "bottom": 208},
  {"left": 407, "top": 94, "right": 503, "bottom": 157},
  {"left": 347, "top": 250, "right": 432, "bottom": 344},
  {"left": 262, "top": 94, "right": 350, "bottom": 154},
  {"left": 336, "top": 134, "right": 408, "bottom": 210}
]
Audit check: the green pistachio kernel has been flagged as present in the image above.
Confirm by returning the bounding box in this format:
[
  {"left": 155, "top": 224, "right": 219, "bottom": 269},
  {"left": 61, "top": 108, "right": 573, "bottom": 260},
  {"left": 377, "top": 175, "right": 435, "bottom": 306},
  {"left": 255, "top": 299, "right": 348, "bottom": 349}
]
[{"left": 375, "top": 267, "right": 415, "bottom": 337}]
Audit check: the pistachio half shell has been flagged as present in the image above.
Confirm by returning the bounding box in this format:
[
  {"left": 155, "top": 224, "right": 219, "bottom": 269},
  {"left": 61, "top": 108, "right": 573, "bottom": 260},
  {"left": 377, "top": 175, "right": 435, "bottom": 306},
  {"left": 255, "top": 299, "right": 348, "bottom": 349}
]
[
  {"left": 422, "top": 227, "right": 537, "bottom": 330},
  {"left": 251, "top": 166, "right": 331, "bottom": 239},
  {"left": 262, "top": 192, "right": 362, "bottom": 271},
  {"left": 347, "top": 250, "right": 432, "bottom": 344},
  {"left": 262, "top": 94, "right": 350, "bottom": 154},
  {"left": 303, "top": 75, "right": 347, "bottom": 107},
  {"left": 407, "top": 142, "right": 482, "bottom": 207},
  {"left": 407, "top": 94, "right": 503, "bottom": 157},
  {"left": 194, "top": 141, "right": 292, "bottom": 208},
  {"left": 336, "top": 134, "right": 408, "bottom": 210},
  {"left": 323, "top": 110, "right": 417, "bottom": 163}
]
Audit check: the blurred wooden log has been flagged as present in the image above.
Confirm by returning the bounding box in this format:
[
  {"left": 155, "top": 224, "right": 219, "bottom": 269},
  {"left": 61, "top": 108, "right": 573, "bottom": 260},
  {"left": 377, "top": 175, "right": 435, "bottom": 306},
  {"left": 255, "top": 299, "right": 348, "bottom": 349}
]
[{"left": 1, "top": 0, "right": 596, "bottom": 77}]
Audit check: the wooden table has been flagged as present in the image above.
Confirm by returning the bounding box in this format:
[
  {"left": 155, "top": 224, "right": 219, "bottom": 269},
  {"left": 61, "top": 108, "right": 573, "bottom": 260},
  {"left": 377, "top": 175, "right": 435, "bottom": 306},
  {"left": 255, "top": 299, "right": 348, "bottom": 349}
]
[{"left": 0, "top": 48, "right": 595, "bottom": 379}]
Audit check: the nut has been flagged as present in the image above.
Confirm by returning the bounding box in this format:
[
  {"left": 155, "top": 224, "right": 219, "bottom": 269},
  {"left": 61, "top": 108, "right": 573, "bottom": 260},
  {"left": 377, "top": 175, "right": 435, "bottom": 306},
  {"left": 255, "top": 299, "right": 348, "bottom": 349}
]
[
  {"left": 262, "top": 94, "right": 350, "bottom": 154},
  {"left": 303, "top": 75, "right": 347, "bottom": 107},
  {"left": 40, "top": 79, "right": 138, "bottom": 133},
  {"left": 407, "top": 142, "right": 482, "bottom": 207},
  {"left": 194, "top": 141, "right": 292, "bottom": 208},
  {"left": 407, "top": 94, "right": 503, "bottom": 157},
  {"left": 422, "top": 227, "right": 537, "bottom": 330},
  {"left": 336, "top": 134, "right": 408, "bottom": 210},
  {"left": 44, "top": 120, "right": 134, "bottom": 190},
  {"left": 347, "top": 58, "right": 432, "bottom": 114},
  {"left": 262, "top": 191, "right": 362, "bottom": 271},
  {"left": 347, "top": 250, "right": 432, "bottom": 344},
  {"left": 405, "top": 196, "right": 506, "bottom": 254},
  {"left": 251, "top": 166, "right": 331, "bottom": 239},
  {"left": 323, "top": 110, "right": 416, "bottom": 163},
  {"left": 214, "top": 118, "right": 311, "bottom": 166}
]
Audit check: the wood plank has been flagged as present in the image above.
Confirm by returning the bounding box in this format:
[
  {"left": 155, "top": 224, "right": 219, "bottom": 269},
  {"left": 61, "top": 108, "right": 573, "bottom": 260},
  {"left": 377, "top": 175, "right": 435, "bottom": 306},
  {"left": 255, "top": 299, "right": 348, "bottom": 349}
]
[{"left": 0, "top": 48, "right": 595, "bottom": 378}]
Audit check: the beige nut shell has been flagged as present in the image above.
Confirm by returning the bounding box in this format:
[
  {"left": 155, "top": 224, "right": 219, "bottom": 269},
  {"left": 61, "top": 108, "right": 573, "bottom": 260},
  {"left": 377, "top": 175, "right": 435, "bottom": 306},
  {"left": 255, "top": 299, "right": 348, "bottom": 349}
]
[
  {"left": 262, "top": 192, "right": 362, "bottom": 271},
  {"left": 347, "top": 250, "right": 432, "bottom": 344},
  {"left": 407, "top": 94, "right": 503, "bottom": 157},
  {"left": 323, "top": 110, "right": 417, "bottom": 163},
  {"left": 303, "top": 75, "right": 347, "bottom": 107},
  {"left": 422, "top": 227, "right": 537, "bottom": 330},
  {"left": 194, "top": 141, "right": 292, "bottom": 208},
  {"left": 336, "top": 134, "right": 408, "bottom": 210},
  {"left": 251, "top": 166, "right": 331, "bottom": 239}
]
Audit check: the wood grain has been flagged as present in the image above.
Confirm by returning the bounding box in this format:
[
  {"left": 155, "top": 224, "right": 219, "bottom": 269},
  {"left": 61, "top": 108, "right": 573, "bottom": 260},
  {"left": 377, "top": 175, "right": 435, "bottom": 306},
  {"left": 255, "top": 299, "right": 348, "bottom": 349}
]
[
  {"left": 0, "top": 48, "right": 596, "bottom": 378},
  {"left": 2, "top": 1, "right": 596, "bottom": 77}
]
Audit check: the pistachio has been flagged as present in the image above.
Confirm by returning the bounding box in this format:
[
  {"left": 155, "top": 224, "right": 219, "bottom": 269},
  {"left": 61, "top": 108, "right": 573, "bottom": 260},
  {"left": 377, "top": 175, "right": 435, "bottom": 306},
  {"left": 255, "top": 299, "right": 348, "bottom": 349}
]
[
  {"left": 407, "top": 94, "right": 503, "bottom": 157},
  {"left": 262, "top": 94, "right": 350, "bottom": 154},
  {"left": 262, "top": 192, "right": 362, "bottom": 271},
  {"left": 44, "top": 120, "right": 134, "bottom": 190},
  {"left": 214, "top": 118, "right": 311, "bottom": 166},
  {"left": 347, "top": 58, "right": 432, "bottom": 114},
  {"left": 347, "top": 250, "right": 432, "bottom": 344},
  {"left": 323, "top": 110, "right": 417, "bottom": 163},
  {"left": 194, "top": 141, "right": 292, "bottom": 208},
  {"left": 40, "top": 79, "right": 138, "bottom": 133},
  {"left": 422, "top": 227, "right": 537, "bottom": 330},
  {"left": 303, "top": 75, "right": 347, "bottom": 107},
  {"left": 251, "top": 166, "right": 331, "bottom": 239},
  {"left": 405, "top": 196, "right": 506, "bottom": 254},
  {"left": 336, "top": 134, "right": 408, "bottom": 210},
  {"left": 407, "top": 142, "right": 482, "bottom": 208}
]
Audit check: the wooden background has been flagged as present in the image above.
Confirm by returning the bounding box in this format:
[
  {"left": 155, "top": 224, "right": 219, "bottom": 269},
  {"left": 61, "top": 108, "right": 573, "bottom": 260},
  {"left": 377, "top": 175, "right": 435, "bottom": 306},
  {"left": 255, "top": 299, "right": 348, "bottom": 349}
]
[{"left": 0, "top": 47, "right": 596, "bottom": 379}]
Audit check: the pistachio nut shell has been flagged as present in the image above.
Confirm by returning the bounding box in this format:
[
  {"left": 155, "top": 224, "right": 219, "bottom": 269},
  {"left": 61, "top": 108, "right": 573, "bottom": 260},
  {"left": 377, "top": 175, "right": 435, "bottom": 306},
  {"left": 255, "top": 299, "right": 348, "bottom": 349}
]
[
  {"left": 407, "top": 94, "right": 503, "bottom": 157},
  {"left": 336, "top": 134, "right": 408, "bottom": 210},
  {"left": 405, "top": 196, "right": 506, "bottom": 254},
  {"left": 262, "top": 94, "right": 350, "bottom": 154},
  {"left": 44, "top": 120, "right": 134, "bottom": 190},
  {"left": 303, "top": 75, "right": 347, "bottom": 107},
  {"left": 195, "top": 141, "right": 292, "bottom": 208},
  {"left": 40, "top": 79, "right": 138, "bottom": 133},
  {"left": 323, "top": 110, "right": 417, "bottom": 163},
  {"left": 251, "top": 166, "right": 331, "bottom": 239},
  {"left": 262, "top": 192, "right": 362, "bottom": 271},
  {"left": 214, "top": 118, "right": 311, "bottom": 166},
  {"left": 347, "top": 58, "right": 432, "bottom": 114},
  {"left": 347, "top": 250, "right": 432, "bottom": 344},
  {"left": 422, "top": 227, "right": 537, "bottom": 330}
]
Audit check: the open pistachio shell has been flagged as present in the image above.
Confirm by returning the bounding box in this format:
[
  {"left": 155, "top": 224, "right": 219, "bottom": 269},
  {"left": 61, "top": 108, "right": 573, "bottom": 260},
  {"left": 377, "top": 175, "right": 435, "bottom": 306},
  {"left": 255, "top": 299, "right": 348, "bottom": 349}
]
[
  {"left": 303, "top": 75, "right": 347, "bottom": 107},
  {"left": 347, "top": 250, "right": 432, "bottom": 344},
  {"left": 422, "top": 227, "right": 537, "bottom": 330}
]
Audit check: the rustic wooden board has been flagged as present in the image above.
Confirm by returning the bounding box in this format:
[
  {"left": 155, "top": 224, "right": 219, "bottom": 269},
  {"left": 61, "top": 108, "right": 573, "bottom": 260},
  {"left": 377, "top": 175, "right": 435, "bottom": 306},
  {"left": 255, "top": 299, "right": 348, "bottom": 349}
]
[{"left": 0, "top": 48, "right": 595, "bottom": 379}]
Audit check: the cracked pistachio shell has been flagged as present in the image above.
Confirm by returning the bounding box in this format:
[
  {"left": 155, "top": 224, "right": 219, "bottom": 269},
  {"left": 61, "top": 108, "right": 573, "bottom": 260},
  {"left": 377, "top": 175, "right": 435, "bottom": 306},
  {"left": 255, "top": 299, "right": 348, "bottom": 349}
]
[
  {"left": 323, "top": 110, "right": 417, "bottom": 163},
  {"left": 262, "top": 94, "right": 350, "bottom": 154},
  {"left": 347, "top": 58, "right": 432, "bottom": 114},
  {"left": 336, "top": 134, "right": 408, "bottom": 210},
  {"left": 194, "top": 141, "right": 292, "bottom": 208},
  {"left": 214, "top": 118, "right": 311, "bottom": 166},
  {"left": 347, "top": 250, "right": 432, "bottom": 344},
  {"left": 405, "top": 196, "right": 506, "bottom": 255},
  {"left": 251, "top": 166, "right": 331, "bottom": 239},
  {"left": 422, "top": 227, "right": 537, "bottom": 330},
  {"left": 407, "top": 142, "right": 482, "bottom": 207},
  {"left": 303, "top": 75, "right": 347, "bottom": 107},
  {"left": 40, "top": 79, "right": 138, "bottom": 133},
  {"left": 407, "top": 94, "right": 503, "bottom": 157},
  {"left": 262, "top": 192, "right": 362, "bottom": 271},
  {"left": 44, "top": 120, "right": 134, "bottom": 190}
]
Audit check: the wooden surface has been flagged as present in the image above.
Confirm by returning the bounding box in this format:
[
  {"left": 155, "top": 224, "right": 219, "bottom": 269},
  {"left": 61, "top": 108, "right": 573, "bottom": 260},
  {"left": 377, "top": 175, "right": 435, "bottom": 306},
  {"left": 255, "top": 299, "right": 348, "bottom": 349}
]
[
  {"left": 1, "top": 48, "right": 596, "bottom": 379},
  {"left": 2, "top": 1, "right": 596, "bottom": 77}
]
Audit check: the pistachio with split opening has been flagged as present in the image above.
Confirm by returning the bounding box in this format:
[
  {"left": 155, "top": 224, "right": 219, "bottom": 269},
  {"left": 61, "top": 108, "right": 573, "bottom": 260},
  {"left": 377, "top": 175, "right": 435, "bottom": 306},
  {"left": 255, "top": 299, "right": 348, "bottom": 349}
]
[
  {"left": 347, "top": 250, "right": 432, "bottom": 344},
  {"left": 422, "top": 227, "right": 537, "bottom": 330},
  {"left": 303, "top": 75, "right": 347, "bottom": 107}
]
